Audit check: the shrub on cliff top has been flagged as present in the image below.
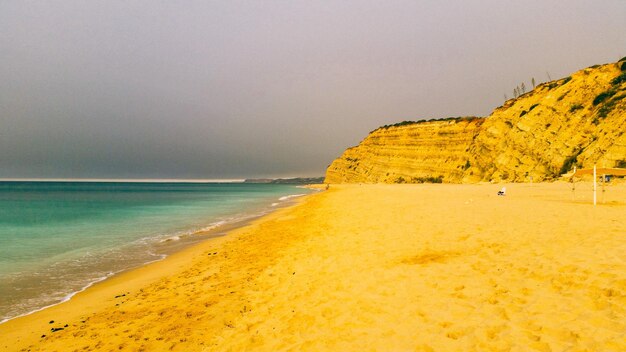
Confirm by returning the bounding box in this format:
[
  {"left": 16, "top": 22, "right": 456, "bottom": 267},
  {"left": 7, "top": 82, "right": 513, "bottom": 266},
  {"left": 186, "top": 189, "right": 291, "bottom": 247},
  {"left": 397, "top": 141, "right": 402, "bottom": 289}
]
[
  {"left": 545, "top": 76, "right": 572, "bottom": 90},
  {"left": 376, "top": 120, "right": 418, "bottom": 132},
  {"left": 619, "top": 56, "right": 626, "bottom": 62},
  {"left": 374, "top": 116, "right": 484, "bottom": 133},
  {"left": 546, "top": 82, "right": 558, "bottom": 90}
]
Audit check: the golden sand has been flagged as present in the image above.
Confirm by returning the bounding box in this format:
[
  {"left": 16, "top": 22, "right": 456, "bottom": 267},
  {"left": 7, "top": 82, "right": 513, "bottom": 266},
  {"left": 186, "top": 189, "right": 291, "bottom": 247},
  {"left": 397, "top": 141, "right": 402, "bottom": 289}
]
[{"left": 2, "top": 183, "right": 626, "bottom": 351}]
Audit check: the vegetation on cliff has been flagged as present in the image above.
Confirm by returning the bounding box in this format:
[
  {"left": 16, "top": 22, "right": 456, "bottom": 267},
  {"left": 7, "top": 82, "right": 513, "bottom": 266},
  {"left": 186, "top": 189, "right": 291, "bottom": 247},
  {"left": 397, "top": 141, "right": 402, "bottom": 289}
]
[{"left": 326, "top": 58, "right": 626, "bottom": 184}]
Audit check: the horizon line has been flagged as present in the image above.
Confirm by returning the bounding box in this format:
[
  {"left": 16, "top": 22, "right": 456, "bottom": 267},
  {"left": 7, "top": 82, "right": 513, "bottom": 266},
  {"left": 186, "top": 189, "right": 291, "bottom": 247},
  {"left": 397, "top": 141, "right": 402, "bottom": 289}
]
[{"left": 0, "top": 178, "right": 247, "bottom": 183}]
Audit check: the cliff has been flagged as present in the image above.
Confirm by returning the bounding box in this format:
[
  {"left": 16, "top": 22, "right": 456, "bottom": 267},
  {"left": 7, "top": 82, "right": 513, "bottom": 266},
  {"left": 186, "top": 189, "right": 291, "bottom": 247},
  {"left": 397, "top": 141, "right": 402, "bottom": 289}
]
[
  {"left": 325, "top": 58, "right": 626, "bottom": 183},
  {"left": 325, "top": 118, "right": 484, "bottom": 183}
]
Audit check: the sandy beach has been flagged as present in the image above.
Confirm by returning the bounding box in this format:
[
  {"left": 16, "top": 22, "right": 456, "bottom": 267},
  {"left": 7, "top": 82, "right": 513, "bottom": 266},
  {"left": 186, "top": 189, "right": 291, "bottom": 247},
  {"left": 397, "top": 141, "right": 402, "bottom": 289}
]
[{"left": 2, "top": 182, "right": 625, "bottom": 351}]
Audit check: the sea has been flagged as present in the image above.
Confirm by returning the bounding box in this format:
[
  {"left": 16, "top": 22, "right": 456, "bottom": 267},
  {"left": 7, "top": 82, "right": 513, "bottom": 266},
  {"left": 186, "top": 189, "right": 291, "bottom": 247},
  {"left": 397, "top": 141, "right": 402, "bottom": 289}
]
[{"left": 0, "top": 181, "right": 311, "bottom": 323}]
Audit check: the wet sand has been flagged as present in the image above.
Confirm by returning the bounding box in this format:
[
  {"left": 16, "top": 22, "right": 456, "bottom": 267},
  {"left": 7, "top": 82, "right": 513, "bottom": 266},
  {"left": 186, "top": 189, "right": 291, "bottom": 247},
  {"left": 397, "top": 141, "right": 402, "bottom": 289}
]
[{"left": 1, "top": 183, "right": 625, "bottom": 351}]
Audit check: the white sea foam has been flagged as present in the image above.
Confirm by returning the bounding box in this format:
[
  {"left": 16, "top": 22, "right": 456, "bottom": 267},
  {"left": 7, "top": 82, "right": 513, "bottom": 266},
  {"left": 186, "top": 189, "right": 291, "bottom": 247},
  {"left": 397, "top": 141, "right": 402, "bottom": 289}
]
[
  {"left": 142, "top": 253, "right": 167, "bottom": 264},
  {"left": 278, "top": 193, "right": 306, "bottom": 201},
  {"left": 0, "top": 249, "right": 173, "bottom": 325},
  {"left": 160, "top": 235, "right": 181, "bottom": 243},
  {"left": 158, "top": 220, "right": 227, "bottom": 243},
  {"left": 194, "top": 221, "right": 226, "bottom": 234},
  {"left": 0, "top": 272, "right": 115, "bottom": 325}
]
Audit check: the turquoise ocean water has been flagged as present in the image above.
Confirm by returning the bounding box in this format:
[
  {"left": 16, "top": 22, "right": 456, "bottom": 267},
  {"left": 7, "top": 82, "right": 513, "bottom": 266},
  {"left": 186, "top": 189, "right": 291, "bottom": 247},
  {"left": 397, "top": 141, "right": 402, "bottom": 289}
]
[{"left": 0, "top": 181, "right": 311, "bottom": 323}]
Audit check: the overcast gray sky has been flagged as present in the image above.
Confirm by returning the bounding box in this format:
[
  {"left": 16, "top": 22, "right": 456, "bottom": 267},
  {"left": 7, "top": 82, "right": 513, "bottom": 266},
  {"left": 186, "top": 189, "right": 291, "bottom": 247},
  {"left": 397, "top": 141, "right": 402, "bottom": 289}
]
[{"left": 1, "top": 1, "right": 625, "bottom": 179}]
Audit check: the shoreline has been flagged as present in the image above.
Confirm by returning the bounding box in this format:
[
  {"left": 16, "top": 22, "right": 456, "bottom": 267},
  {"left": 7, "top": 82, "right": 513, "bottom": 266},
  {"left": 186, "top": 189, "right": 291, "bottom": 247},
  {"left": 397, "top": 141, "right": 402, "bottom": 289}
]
[
  {"left": 2, "top": 183, "right": 625, "bottom": 351},
  {"left": 0, "top": 273, "right": 115, "bottom": 326},
  {"left": 1, "top": 189, "right": 318, "bottom": 350},
  {"left": 0, "top": 189, "right": 314, "bottom": 326}
]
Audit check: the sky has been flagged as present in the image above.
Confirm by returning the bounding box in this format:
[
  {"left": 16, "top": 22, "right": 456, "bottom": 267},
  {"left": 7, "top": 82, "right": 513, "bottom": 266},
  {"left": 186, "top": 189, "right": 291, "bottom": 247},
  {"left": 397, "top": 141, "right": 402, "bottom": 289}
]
[{"left": 1, "top": 1, "right": 625, "bottom": 179}]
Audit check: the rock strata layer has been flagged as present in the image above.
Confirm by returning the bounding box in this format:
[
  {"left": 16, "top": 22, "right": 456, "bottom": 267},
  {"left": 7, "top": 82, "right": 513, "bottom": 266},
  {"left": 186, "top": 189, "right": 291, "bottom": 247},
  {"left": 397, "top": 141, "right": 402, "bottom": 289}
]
[{"left": 326, "top": 59, "right": 626, "bottom": 183}]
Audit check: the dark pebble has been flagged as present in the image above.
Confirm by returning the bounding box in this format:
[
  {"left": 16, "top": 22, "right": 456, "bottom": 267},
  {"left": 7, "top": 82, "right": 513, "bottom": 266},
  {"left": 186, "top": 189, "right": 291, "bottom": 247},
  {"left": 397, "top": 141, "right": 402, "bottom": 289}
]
[
  {"left": 41, "top": 335, "right": 46, "bottom": 338},
  {"left": 49, "top": 320, "right": 54, "bottom": 324}
]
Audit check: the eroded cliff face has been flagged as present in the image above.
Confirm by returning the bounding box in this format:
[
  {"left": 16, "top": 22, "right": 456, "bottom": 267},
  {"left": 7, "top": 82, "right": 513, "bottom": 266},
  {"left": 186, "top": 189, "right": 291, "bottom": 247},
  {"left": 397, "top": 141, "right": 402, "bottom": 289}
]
[
  {"left": 325, "top": 118, "right": 483, "bottom": 183},
  {"left": 326, "top": 59, "right": 626, "bottom": 184}
]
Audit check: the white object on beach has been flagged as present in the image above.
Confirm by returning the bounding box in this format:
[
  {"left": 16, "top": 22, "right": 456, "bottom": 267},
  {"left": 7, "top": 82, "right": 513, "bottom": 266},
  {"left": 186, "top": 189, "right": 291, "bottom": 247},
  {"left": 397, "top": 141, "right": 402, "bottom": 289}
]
[{"left": 497, "top": 187, "right": 506, "bottom": 196}]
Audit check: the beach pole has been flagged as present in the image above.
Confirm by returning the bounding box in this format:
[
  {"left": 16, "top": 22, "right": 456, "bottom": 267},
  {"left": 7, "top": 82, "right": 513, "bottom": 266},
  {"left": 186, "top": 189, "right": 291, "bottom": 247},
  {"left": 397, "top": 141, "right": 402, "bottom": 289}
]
[
  {"left": 593, "top": 164, "right": 597, "bottom": 206},
  {"left": 602, "top": 172, "right": 606, "bottom": 204}
]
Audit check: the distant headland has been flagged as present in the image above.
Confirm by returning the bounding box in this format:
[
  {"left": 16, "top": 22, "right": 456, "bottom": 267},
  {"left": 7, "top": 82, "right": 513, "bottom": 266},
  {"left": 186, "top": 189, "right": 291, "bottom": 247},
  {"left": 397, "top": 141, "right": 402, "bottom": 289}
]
[{"left": 243, "top": 177, "right": 325, "bottom": 184}]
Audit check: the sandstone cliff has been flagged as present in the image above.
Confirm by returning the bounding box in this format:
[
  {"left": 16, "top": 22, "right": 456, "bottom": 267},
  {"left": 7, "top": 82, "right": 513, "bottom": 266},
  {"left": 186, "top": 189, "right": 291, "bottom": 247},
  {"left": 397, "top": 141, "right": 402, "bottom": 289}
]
[{"left": 325, "top": 58, "right": 626, "bottom": 183}]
